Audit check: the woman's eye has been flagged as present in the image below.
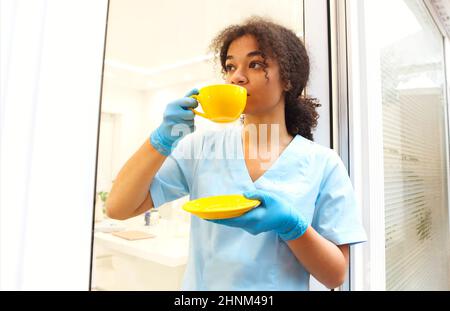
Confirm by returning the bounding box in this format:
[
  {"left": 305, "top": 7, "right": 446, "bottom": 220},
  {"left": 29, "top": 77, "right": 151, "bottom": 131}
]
[
  {"left": 225, "top": 62, "right": 265, "bottom": 72},
  {"left": 225, "top": 64, "right": 235, "bottom": 72},
  {"left": 250, "top": 61, "right": 265, "bottom": 69}
]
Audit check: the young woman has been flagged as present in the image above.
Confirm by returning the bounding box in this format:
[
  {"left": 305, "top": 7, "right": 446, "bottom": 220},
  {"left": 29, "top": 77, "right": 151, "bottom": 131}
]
[{"left": 106, "top": 17, "right": 367, "bottom": 291}]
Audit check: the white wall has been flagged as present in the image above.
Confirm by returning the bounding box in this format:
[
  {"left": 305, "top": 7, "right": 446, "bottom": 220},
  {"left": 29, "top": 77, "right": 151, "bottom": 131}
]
[{"left": 101, "top": 81, "right": 147, "bottom": 180}]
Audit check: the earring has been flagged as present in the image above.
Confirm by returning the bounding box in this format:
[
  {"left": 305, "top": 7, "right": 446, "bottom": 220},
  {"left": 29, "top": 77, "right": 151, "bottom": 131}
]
[{"left": 284, "top": 81, "right": 292, "bottom": 92}]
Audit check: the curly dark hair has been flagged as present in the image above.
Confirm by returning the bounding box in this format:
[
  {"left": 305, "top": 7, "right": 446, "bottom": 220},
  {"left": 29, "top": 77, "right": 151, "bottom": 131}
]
[{"left": 209, "top": 16, "right": 320, "bottom": 141}]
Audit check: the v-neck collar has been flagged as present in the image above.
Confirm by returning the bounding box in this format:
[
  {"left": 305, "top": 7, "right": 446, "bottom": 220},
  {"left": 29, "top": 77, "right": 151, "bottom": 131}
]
[{"left": 235, "top": 125, "right": 300, "bottom": 185}]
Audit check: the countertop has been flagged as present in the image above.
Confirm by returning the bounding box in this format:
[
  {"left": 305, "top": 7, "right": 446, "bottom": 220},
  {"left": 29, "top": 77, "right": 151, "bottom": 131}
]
[{"left": 94, "top": 219, "right": 190, "bottom": 267}]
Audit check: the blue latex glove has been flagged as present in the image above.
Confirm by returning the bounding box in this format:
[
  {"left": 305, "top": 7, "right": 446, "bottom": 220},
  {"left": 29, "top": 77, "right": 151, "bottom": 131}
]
[
  {"left": 209, "top": 190, "right": 309, "bottom": 241},
  {"left": 150, "top": 88, "right": 199, "bottom": 156}
]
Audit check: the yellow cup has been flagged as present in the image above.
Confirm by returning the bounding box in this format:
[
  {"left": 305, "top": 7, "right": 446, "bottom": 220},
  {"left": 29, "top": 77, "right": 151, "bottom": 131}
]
[{"left": 190, "top": 84, "right": 247, "bottom": 123}]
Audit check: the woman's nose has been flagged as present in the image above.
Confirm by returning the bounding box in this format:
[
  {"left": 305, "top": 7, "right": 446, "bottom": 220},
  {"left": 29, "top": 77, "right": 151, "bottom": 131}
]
[{"left": 230, "top": 70, "right": 248, "bottom": 85}]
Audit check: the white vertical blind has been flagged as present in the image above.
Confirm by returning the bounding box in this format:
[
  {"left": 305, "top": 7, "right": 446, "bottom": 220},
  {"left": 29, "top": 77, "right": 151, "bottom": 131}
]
[{"left": 374, "top": 0, "right": 450, "bottom": 290}]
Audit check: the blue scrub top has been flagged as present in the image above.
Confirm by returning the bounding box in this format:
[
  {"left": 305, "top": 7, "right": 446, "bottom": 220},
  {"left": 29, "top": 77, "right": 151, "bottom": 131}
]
[{"left": 150, "top": 124, "right": 367, "bottom": 291}]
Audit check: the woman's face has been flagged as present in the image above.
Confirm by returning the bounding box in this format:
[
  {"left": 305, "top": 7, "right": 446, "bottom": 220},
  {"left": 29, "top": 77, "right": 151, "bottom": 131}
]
[{"left": 224, "top": 35, "right": 286, "bottom": 115}]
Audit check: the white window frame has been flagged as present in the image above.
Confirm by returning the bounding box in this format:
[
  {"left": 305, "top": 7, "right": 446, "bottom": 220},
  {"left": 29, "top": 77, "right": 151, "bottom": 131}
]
[
  {"left": 424, "top": 0, "right": 450, "bottom": 243},
  {"left": 345, "top": 0, "right": 387, "bottom": 290},
  {"left": 329, "top": 0, "right": 386, "bottom": 291},
  {"left": 446, "top": 38, "right": 450, "bottom": 238}
]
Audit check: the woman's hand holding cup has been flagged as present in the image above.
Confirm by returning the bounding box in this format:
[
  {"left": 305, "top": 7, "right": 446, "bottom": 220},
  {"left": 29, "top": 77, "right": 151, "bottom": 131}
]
[{"left": 149, "top": 88, "right": 199, "bottom": 156}]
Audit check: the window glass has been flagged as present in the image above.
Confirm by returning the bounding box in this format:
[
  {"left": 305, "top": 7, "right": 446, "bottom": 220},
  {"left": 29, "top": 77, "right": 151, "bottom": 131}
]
[
  {"left": 364, "top": 0, "right": 450, "bottom": 290},
  {"left": 91, "top": 0, "right": 304, "bottom": 290}
]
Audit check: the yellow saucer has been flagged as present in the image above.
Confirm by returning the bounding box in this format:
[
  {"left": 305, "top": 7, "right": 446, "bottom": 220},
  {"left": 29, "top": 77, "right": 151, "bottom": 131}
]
[{"left": 182, "top": 194, "right": 261, "bottom": 220}]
